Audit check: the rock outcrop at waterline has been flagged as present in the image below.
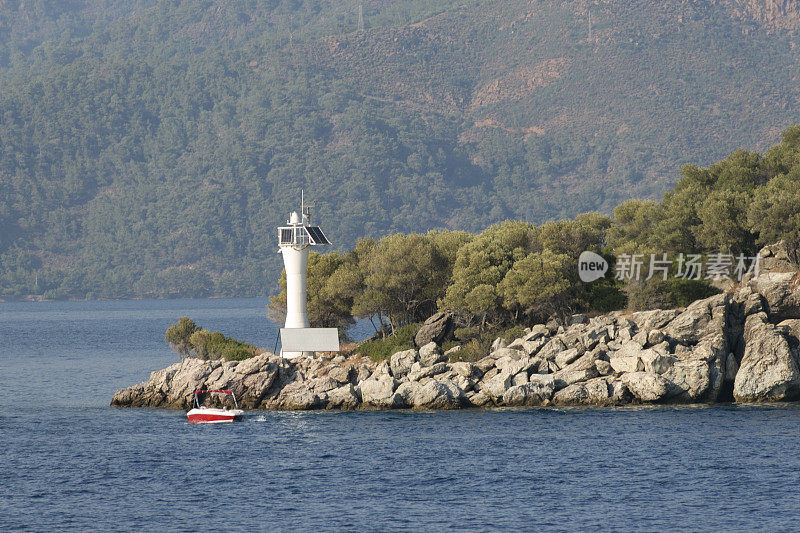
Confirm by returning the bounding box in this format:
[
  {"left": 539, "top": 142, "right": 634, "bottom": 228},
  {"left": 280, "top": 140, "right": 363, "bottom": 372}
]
[{"left": 112, "top": 270, "right": 800, "bottom": 410}]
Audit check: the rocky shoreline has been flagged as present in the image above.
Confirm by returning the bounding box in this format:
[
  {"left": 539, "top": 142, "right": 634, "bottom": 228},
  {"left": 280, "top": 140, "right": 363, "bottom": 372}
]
[{"left": 112, "top": 264, "right": 800, "bottom": 411}]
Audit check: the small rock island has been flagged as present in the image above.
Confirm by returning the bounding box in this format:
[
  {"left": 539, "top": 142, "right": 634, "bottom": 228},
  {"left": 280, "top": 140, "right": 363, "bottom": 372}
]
[{"left": 112, "top": 246, "right": 800, "bottom": 410}]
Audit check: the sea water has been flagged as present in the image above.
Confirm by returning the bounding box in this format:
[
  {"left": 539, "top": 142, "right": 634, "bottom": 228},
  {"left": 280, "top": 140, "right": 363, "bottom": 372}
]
[{"left": 1, "top": 299, "right": 799, "bottom": 531}]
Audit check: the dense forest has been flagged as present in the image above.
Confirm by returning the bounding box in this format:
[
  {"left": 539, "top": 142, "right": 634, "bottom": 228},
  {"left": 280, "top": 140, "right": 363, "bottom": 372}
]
[
  {"left": 268, "top": 125, "right": 800, "bottom": 356},
  {"left": 1, "top": 0, "right": 799, "bottom": 299}
]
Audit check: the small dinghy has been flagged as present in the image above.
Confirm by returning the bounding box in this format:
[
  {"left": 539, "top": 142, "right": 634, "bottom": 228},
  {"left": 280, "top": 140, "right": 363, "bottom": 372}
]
[{"left": 187, "top": 389, "right": 243, "bottom": 424}]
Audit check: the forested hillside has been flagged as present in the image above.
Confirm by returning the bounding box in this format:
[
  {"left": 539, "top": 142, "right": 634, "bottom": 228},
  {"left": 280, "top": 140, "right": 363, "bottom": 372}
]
[{"left": 1, "top": 0, "right": 799, "bottom": 300}]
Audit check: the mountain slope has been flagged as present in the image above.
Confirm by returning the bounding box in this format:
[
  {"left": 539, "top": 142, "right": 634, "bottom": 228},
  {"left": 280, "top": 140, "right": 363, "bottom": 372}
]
[{"left": 0, "top": 0, "right": 799, "bottom": 299}]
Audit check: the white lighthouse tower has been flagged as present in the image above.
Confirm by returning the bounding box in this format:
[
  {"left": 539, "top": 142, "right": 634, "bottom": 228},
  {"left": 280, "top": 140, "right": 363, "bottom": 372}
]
[{"left": 277, "top": 192, "right": 334, "bottom": 358}]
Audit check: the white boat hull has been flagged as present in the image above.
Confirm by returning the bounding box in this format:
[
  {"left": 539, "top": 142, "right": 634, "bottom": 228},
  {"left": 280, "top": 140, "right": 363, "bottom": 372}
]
[{"left": 186, "top": 407, "right": 243, "bottom": 424}]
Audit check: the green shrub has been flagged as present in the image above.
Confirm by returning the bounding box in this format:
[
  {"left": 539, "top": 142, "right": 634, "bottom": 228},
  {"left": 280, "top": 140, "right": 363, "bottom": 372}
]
[
  {"left": 356, "top": 323, "right": 419, "bottom": 362},
  {"left": 448, "top": 339, "right": 488, "bottom": 362},
  {"left": 166, "top": 318, "right": 257, "bottom": 361},
  {"left": 667, "top": 278, "right": 721, "bottom": 307},
  {"left": 585, "top": 281, "right": 627, "bottom": 313},
  {"left": 454, "top": 326, "right": 478, "bottom": 342},
  {"left": 500, "top": 325, "right": 527, "bottom": 343}
]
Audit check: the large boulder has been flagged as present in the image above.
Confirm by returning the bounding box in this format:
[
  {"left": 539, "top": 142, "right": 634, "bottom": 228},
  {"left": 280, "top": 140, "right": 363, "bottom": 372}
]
[
  {"left": 415, "top": 311, "right": 455, "bottom": 347},
  {"left": 502, "top": 382, "right": 553, "bottom": 406},
  {"left": 639, "top": 348, "right": 676, "bottom": 375},
  {"left": 326, "top": 384, "right": 360, "bottom": 409},
  {"left": 554, "top": 348, "right": 581, "bottom": 368},
  {"left": 418, "top": 342, "right": 447, "bottom": 366},
  {"left": 608, "top": 340, "right": 646, "bottom": 373},
  {"left": 662, "top": 359, "right": 712, "bottom": 402},
  {"left": 274, "top": 381, "right": 323, "bottom": 410},
  {"left": 621, "top": 371, "right": 672, "bottom": 402},
  {"left": 390, "top": 349, "right": 418, "bottom": 377},
  {"left": 359, "top": 375, "right": 401, "bottom": 408},
  {"left": 481, "top": 371, "right": 513, "bottom": 399},
  {"left": 733, "top": 313, "right": 800, "bottom": 402},
  {"left": 399, "top": 379, "right": 464, "bottom": 409},
  {"left": 629, "top": 309, "right": 680, "bottom": 330},
  {"left": 407, "top": 362, "right": 449, "bottom": 382},
  {"left": 552, "top": 378, "right": 611, "bottom": 405},
  {"left": 552, "top": 367, "right": 598, "bottom": 390},
  {"left": 327, "top": 364, "right": 354, "bottom": 384},
  {"left": 665, "top": 294, "right": 727, "bottom": 345},
  {"left": 239, "top": 368, "right": 279, "bottom": 408},
  {"left": 749, "top": 272, "right": 800, "bottom": 320}
]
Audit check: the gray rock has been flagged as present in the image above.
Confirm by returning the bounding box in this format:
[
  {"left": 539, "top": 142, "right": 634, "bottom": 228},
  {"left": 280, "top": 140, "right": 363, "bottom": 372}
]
[
  {"left": 450, "top": 361, "right": 478, "bottom": 379},
  {"left": 276, "top": 382, "right": 323, "bottom": 410},
  {"left": 512, "top": 372, "right": 528, "bottom": 386},
  {"left": 326, "top": 384, "right": 360, "bottom": 409},
  {"left": 355, "top": 364, "right": 372, "bottom": 383},
  {"left": 552, "top": 377, "right": 611, "bottom": 405},
  {"left": 560, "top": 351, "right": 600, "bottom": 373},
  {"left": 621, "top": 371, "right": 671, "bottom": 402},
  {"left": 632, "top": 330, "right": 649, "bottom": 346},
  {"left": 407, "top": 362, "right": 449, "bottom": 382},
  {"left": 523, "top": 324, "right": 549, "bottom": 341},
  {"left": 568, "top": 313, "right": 588, "bottom": 325},
  {"left": 239, "top": 368, "right": 279, "bottom": 408},
  {"left": 527, "top": 373, "right": 556, "bottom": 388},
  {"left": 515, "top": 336, "right": 548, "bottom": 356},
  {"left": 444, "top": 345, "right": 462, "bottom": 358},
  {"left": 665, "top": 294, "right": 727, "bottom": 345},
  {"left": 474, "top": 356, "right": 497, "bottom": 373},
  {"left": 502, "top": 382, "right": 553, "bottom": 406},
  {"left": 403, "top": 379, "right": 464, "bottom": 409},
  {"left": 757, "top": 241, "right": 797, "bottom": 273},
  {"left": 595, "top": 359, "right": 613, "bottom": 376},
  {"left": 311, "top": 376, "right": 340, "bottom": 393},
  {"left": 359, "top": 375, "right": 399, "bottom": 407},
  {"left": 482, "top": 371, "right": 513, "bottom": 399},
  {"left": 581, "top": 327, "right": 610, "bottom": 350},
  {"left": 495, "top": 355, "right": 528, "bottom": 374},
  {"left": 390, "top": 349, "right": 419, "bottom": 377},
  {"left": 538, "top": 338, "right": 567, "bottom": 360},
  {"left": 733, "top": 313, "right": 800, "bottom": 402},
  {"left": 490, "top": 347, "right": 527, "bottom": 360},
  {"left": 553, "top": 367, "right": 598, "bottom": 390},
  {"left": 777, "top": 319, "right": 800, "bottom": 344},
  {"left": 491, "top": 337, "right": 508, "bottom": 351},
  {"left": 467, "top": 390, "right": 494, "bottom": 407},
  {"left": 418, "top": 342, "right": 446, "bottom": 366},
  {"left": 662, "top": 359, "right": 712, "bottom": 401},
  {"left": 725, "top": 353, "right": 739, "bottom": 382},
  {"left": 609, "top": 350, "right": 644, "bottom": 373},
  {"left": 749, "top": 272, "right": 799, "bottom": 320},
  {"left": 639, "top": 348, "right": 676, "bottom": 375},
  {"left": 327, "top": 364, "right": 353, "bottom": 384},
  {"left": 647, "top": 329, "right": 665, "bottom": 346},
  {"left": 415, "top": 311, "right": 455, "bottom": 347},
  {"left": 617, "top": 326, "right": 633, "bottom": 343},
  {"left": 609, "top": 380, "right": 631, "bottom": 402},
  {"left": 555, "top": 348, "right": 581, "bottom": 368},
  {"left": 629, "top": 309, "right": 681, "bottom": 330}
]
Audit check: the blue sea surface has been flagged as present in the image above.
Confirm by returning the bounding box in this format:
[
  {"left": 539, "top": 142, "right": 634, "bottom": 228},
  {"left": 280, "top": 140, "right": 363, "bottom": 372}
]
[{"left": 1, "top": 299, "right": 799, "bottom": 532}]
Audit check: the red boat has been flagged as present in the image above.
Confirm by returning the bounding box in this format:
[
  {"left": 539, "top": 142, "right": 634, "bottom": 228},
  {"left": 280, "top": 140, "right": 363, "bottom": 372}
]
[{"left": 186, "top": 389, "right": 244, "bottom": 424}]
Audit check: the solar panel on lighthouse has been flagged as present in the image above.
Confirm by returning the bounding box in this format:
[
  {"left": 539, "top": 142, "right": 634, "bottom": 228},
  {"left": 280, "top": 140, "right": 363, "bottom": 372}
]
[{"left": 305, "top": 226, "right": 330, "bottom": 245}]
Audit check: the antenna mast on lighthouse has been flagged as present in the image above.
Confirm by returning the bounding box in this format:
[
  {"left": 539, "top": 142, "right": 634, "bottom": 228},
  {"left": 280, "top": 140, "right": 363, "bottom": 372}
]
[{"left": 277, "top": 191, "right": 337, "bottom": 358}]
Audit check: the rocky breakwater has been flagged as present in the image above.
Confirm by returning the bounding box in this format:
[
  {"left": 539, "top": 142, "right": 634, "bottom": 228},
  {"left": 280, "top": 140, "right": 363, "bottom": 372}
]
[{"left": 112, "top": 270, "right": 800, "bottom": 410}]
